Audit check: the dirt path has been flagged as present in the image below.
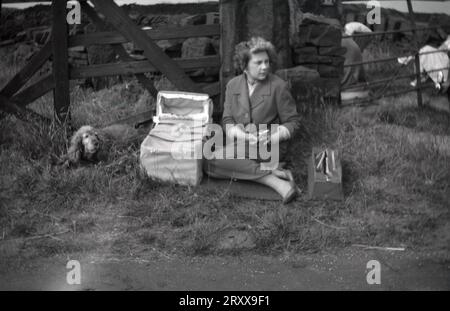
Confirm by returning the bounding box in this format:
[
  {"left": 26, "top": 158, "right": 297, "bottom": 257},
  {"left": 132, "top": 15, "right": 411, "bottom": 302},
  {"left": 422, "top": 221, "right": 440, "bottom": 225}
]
[{"left": 1, "top": 248, "right": 448, "bottom": 291}]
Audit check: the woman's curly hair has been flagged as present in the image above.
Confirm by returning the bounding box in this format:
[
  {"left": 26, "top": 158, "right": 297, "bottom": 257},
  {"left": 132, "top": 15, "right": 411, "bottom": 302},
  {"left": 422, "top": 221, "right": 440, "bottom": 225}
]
[{"left": 233, "top": 37, "right": 278, "bottom": 75}]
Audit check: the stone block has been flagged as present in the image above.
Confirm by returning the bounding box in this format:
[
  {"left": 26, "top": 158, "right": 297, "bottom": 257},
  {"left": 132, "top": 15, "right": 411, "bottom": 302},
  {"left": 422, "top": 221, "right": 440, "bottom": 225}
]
[
  {"left": 318, "top": 46, "right": 347, "bottom": 56},
  {"left": 318, "top": 64, "right": 343, "bottom": 78},
  {"left": 181, "top": 37, "right": 214, "bottom": 58},
  {"left": 301, "top": 13, "right": 342, "bottom": 28},
  {"left": 298, "top": 24, "right": 342, "bottom": 47},
  {"left": 293, "top": 46, "right": 318, "bottom": 55},
  {"left": 157, "top": 39, "right": 182, "bottom": 58},
  {"left": 181, "top": 14, "right": 207, "bottom": 26},
  {"left": 294, "top": 54, "right": 344, "bottom": 66}
]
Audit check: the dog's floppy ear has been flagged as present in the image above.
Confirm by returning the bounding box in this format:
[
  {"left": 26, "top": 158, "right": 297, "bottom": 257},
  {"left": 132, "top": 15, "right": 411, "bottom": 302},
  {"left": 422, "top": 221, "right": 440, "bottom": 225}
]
[
  {"left": 92, "top": 131, "right": 108, "bottom": 162},
  {"left": 66, "top": 129, "right": 84, "bottom": 165}
]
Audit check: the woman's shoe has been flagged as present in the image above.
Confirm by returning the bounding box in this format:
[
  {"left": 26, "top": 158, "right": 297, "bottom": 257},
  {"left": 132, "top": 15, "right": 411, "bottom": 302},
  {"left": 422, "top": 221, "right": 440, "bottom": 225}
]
[
  {"left": 282, "top": 187, "right": 298, "bottom": 204},
  {"left": 272, "top": 168, "right": 289, "bottom": 180},
  {"left": 284, "top": 169, "right": 302, "bottom": 195},
  {"left": 280, "top": 169, "right": 301, "bottom": 204},
  {"left": 273, "top": 168, "right": 302, "bottom": 203}
]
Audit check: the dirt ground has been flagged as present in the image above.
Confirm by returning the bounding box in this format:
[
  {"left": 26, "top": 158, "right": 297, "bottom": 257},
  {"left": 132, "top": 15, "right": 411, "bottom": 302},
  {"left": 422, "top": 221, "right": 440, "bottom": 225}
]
[{"left": 0, "top": 247, "right": 449, "bottom": 291}]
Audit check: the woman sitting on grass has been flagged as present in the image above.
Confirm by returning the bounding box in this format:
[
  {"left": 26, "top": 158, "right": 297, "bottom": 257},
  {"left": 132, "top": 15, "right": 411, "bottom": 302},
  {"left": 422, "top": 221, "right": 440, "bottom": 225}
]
[{"left": 203, "top": 37, "right": 301, "bottom": 204}]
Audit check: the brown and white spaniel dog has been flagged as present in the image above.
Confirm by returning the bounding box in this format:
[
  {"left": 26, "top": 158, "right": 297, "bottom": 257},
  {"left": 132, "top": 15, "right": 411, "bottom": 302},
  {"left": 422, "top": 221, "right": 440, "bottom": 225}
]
[
  {"left": 60, "top": 124, "right": 144, "bottom": 167},
  {"left": 62, "top": 125, "right": 104, "bottom": 166}
]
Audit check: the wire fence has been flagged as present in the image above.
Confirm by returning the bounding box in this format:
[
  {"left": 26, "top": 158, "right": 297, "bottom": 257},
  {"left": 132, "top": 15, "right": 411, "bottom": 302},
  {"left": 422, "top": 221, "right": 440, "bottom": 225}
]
[
  {"left": 342, "top": 26, "right": 438, "bottom": 40},
  {"left": 342, "top": 18, "right": 449, "bottom": 107},
  {"left": 344, "top": 48, "right": 450, "bottom": 68}
]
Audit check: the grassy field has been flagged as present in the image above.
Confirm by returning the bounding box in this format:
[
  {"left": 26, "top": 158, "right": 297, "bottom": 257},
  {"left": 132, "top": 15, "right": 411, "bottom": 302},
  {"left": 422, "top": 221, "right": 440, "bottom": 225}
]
[{"left": 0, "top": 43, "right": 449, "bottom": 265}]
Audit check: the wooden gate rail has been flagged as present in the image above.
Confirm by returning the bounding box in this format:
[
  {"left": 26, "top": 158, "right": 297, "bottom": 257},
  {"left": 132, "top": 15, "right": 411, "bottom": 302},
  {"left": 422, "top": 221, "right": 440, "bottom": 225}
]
[
  {"left": 69, "top": 24, "right": 220, "bottom": 47},
  {"left": 70, "top": 56, "right": 220, "bottom": 79}
]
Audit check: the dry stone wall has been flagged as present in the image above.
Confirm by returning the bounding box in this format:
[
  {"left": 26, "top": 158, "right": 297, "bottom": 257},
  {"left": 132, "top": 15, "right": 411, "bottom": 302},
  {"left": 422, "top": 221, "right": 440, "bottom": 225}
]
[{"left": 278, "top": 8, "right": 345, "bottom": 112}]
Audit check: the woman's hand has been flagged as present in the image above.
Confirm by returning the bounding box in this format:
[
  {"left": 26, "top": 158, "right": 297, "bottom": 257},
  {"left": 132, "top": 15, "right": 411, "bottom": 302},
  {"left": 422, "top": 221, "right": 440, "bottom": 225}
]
[
  {"left": 260, "top": 126, "right": 291, "bottom": 146},
  {"left": 227, "top": 124, "right": 258, "bottom": 144},
  {"left": 259, "top": 131, "right": 280, "bottom": 146},
  {"left": 247, "top": 132, "right": 259, "bottom": 145},
  {"left": 227, "top": 125, "right": 291, "bottom": 146},
  {"left": 256, "top": 129, "right": 270, "bottom": 146}
]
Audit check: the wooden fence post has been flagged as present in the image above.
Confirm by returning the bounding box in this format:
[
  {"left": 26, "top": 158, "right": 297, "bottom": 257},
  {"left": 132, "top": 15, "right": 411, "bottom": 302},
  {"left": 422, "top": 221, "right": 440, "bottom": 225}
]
[
  {"left": 220, "top": 0, "right": 240, "bottom": 115},
  {"left": 406, "top": 0, "right": 423, "bottom": 108},
  {"left": 52, "top": 0, "right": 71, "bottom": 125}
]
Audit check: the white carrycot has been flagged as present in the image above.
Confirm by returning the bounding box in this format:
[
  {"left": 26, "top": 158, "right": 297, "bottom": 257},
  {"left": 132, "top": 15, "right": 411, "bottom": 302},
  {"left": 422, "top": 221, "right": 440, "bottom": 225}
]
[{"left": 140, "top": 91, "right": 213, "bottom": 186}]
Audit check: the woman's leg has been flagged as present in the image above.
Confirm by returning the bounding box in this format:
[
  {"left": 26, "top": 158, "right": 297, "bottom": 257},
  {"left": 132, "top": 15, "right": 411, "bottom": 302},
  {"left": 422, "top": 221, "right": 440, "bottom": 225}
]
[
  {"left": 203, "top": 142, "right": 298, "bottom": 202},
  {"left": 204, "top": 158, "right": 271, "bottom": 180}
]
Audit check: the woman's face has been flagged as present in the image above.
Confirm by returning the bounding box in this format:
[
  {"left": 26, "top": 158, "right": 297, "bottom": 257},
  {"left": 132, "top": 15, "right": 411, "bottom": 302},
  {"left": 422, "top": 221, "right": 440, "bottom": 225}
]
[{"left": 246, "top": 51, "right": 270, "bottom": 82}]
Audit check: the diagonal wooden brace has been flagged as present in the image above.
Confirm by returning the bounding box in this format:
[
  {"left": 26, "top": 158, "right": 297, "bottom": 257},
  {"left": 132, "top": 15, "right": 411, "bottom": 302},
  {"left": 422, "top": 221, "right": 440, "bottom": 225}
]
[
  {"left": 0, "top": 40, "right": 52, "bottom": 98},
  {"left": 80, "top": 1, "right": 159, "bottom": 98},
  {"left": 0, "top": 74, "right": 55, "bottom": 121},
  {"left": 90, "top": 0, "right": 202, "bottom": 93},
  {"left": 11, "top": 74, "right": 55, "bottom": 107},
  {"left": 0, "top": 94, "right": 50, "bottom": 124}
]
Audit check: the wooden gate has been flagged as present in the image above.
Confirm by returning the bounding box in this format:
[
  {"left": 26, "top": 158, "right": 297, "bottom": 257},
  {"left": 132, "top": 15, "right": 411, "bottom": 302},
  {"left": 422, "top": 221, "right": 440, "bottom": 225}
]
[{"left": 0, "top": 0, "right": 221, "bottom": 126}]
